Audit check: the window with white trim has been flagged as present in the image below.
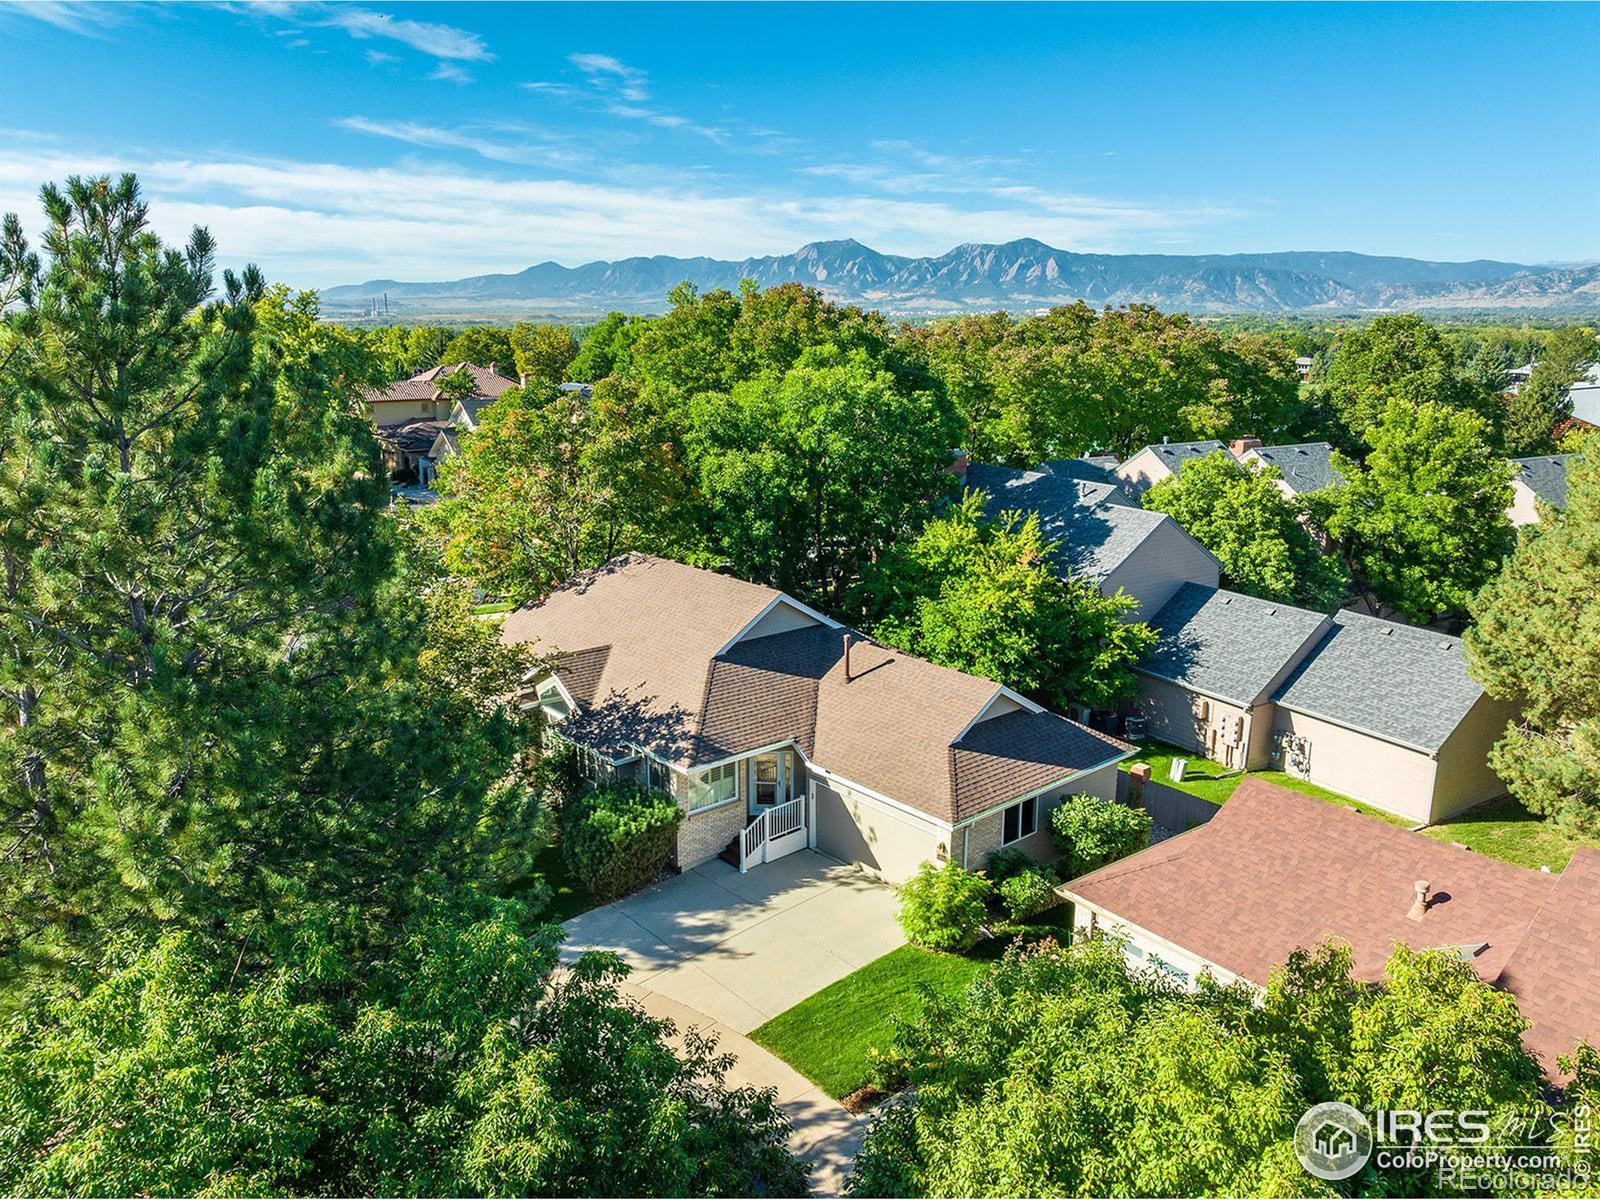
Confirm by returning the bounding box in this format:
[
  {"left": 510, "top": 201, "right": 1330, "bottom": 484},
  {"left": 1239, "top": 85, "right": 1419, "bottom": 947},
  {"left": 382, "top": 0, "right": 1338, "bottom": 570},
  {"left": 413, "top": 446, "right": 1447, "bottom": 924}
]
[
  {"left": 1001, "top": 795, "right": 1038, "bottom": 845},
  {"left": 535, "top": 680, "right": 569, "bottom": 723},
  {"left": 688, "top": 762, "right": 738, "bottom": 812},
  {"left": 642, "top": 754, "right": 672, "bottom": 796}
]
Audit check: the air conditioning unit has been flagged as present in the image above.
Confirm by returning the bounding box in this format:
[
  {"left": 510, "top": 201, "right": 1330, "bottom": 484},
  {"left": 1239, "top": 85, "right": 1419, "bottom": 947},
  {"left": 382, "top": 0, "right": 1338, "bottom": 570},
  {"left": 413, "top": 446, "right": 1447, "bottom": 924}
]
[{"left": 1122, "top": 714, "right": 1148, "bottom": 741}]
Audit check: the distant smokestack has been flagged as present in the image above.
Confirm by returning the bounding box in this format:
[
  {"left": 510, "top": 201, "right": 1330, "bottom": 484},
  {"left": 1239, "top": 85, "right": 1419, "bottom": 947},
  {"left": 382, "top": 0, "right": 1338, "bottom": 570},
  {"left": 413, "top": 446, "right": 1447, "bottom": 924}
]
[
  {"left": 843, "top": 633, "right": 853, "bottom": 682},
  {"left": 1406, "top": 879, "right": 1431, "bottom": 922}
]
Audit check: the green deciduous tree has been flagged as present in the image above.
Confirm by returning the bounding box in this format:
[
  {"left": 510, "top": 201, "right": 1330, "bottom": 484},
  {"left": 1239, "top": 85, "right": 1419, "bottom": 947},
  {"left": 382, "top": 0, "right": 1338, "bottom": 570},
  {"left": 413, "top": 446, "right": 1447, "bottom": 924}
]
[
  {"left": 1466, "top": 449, "right": 1600, "bottom": 831},
  {"left": 1321, "top": 314, "right": 1502, "bottom": 450},
  {"left": 1314, "top": 400, "right": 1513, "bottom": 623},
  {"left": 510, "top": 321, "right": 580, "bottom": 388},
  {"left": 1048, "top": 792, "right": 1152, "bottom": 876},
  {"left": 441, "top": 325, "right": 514, "bottom": 371},
  {"left": 567, "top": 310, "right": 641, "bottom": 382},
  {"left": 906, "top": 303, "right": 1302, "bottom": 464},
  {"left": 851, "top": 938, "right": 1553, "bottom": 1199},
  {"left": 0, "top": 913, "right": 806, "bottom": 1197},
  {"left": 854, "top": 491, "right": 1155, "bottom": 710},
  {"left": 689, "top": 345, "right": 960, "bottom": 604},
  {"left": 1144, "top": 451, "right": 1349, "bottom": 610},
  {"left": 434, "top": 380, "right": 688, "bottom": 604}
]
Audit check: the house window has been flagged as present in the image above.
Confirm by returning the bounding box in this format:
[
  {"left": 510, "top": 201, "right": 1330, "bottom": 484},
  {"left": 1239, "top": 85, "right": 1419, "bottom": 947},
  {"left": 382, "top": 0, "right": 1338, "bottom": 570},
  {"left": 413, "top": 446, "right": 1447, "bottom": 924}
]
[
  {"left": 536, "top": 680, "right": 569, "bottom": 723},
  {"left": 643, "top": 755, "right": 671, "bottom": 796},
  {"left": 689, "top": 762, "right": 737, "bottom": 812},
  {"left": 1153, "top": 958, "right": 1190, "bottom": 986},
  {"left": 1001, "top": 796, "right": 1038, "bottom": 846}
]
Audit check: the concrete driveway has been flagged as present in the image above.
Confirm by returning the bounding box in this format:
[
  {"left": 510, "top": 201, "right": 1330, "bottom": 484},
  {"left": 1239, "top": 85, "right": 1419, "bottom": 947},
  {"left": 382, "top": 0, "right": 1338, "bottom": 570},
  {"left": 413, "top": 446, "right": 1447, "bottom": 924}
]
[{"left": 560, "top": 850, "right": 905, "bottom": 1194}]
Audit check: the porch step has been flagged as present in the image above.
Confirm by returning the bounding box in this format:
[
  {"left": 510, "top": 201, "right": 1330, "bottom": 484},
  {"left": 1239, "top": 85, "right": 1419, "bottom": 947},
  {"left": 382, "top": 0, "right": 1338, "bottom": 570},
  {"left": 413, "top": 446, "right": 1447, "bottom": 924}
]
[{"left": 718, "top": 834, "right": 742, "bottom": 868}]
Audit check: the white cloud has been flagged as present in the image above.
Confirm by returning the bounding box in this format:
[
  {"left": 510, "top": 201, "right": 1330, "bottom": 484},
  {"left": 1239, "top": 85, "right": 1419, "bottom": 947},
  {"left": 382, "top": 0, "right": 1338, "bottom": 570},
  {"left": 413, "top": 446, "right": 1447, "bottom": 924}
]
[
  {"left": 319, "top": 5, "right": 492, "bottom": 61},
  {"left": 364, "top": 48, "right": 397, "bottom": 65},
  {"left": 2, "top": 1, "right": 128, "bottom": 36},
  {"left": 569, "top": 52, "right": 649, "bottom": 101},
  {"left": 0, "top": 142, "right": 1249, "bottom": 289},
  {"left": 427, "top": 61, "right": 473, "bottom": 84},
  {"left": 332, "top": 116, "right": 581, "bottom": 168}
]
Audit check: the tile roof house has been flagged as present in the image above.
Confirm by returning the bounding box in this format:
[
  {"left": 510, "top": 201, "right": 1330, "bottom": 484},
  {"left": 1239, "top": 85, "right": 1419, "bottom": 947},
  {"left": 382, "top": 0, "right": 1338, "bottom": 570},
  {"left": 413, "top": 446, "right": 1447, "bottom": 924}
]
[
  {"left": 364, "top": 361, "right": 519, "bottom": 426},
  {"left": 1113, "top": 440, "right": 1229, "bottom": 497},
  {"left": 1507, "top": 454, "right": 1575, "bottom": 526},
  {"left": 1132, "top": 588, "right": 1516, "bottom": 824},
  {"left": 1060, "top": 778, "right": 1600, "bottom": 1078},
  {"left": 502, "top": 554, "right": 1133, "bottom": 880},
  {"left": 960, "top": 462, "right": 1221, "bottom": 620},
  {"left": 1236, "top": 441, "right": 1346, "bottom": 498}
]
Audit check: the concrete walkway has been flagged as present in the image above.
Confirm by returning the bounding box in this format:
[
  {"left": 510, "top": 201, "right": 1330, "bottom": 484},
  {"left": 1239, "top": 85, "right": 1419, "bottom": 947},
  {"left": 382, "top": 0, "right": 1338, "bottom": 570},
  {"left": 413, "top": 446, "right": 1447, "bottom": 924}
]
[{"left": 561, "top": 851, "right": 903, "bottom": 1194}]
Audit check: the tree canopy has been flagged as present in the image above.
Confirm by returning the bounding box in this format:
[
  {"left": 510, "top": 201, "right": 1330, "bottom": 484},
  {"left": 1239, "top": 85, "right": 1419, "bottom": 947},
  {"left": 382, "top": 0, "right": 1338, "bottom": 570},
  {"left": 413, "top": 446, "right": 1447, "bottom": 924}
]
[
  {"left": 1314, "top": 399, "right": 1513, "bottom": 623},
  {"left": 852, "top": 491, "right": 1155, "bottom": 710},
  {"left": 850, "top": 938, "right": 1557, "bottom": 1199},
  {"left": 441, "top": 325, "right": 515, "bottom": 372},
  {"left": 1466, "top": 443, "right": 1600, "bottom": 832},
  {"left": 1144, "top": 451, "right": 1349, "bottom": 610},
  {"left": 510, "top": 321, "right": 580, "bottom": 387}
]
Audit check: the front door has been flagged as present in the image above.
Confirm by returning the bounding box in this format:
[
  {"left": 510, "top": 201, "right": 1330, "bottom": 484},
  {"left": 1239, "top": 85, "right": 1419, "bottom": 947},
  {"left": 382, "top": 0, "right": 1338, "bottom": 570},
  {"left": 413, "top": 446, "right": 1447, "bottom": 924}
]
[{"left": 748, "top": 751, "right": 795, "bottom": 818}]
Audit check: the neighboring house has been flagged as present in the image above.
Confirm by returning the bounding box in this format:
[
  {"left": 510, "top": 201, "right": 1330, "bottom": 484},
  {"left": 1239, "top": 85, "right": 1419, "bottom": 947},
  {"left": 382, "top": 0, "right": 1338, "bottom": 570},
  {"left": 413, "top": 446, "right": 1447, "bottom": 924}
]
[
  {"left": 1294, "top": 356, "right": 1314, "bottom": 381},
  {"left": 1568, "top": 363, "right": 1600, "bottom": 429},
  {"left": 1507, "top": 454, "right": 1574, "bottom": 526},
  {"left": 962, "top": 462, "right": 1221, "bottom": 619},
  {"left": 364, "top": 361, "right": 519, "bottom": 426},
  {"left": 502, "top": 554, "right": 1133, "bottom": 881},
  {"left": 376, "top": 417, "right": 451, "bottom": 486},
  {"left": 1133, "top": 584, "right": 1330, "bottom": 772},
  {"left": 1236, "top": 441, "right": 1345, "bottom": 499},
  {"left": 1060, "top": 777, "right": 1600, "bottom": 1078},
  {"left": 1134, "top": 585, "right": 1514, "bottom": 823},
  {"left": 1113, "top": 440, "right": 1229, "bottom": 496}
]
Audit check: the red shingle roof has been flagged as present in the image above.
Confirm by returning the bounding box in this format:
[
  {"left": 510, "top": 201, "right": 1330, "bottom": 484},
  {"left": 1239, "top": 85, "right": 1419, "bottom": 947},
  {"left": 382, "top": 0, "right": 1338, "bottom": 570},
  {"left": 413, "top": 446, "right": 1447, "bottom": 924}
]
[
  {"left": 1063, "top": 778, "right": 1600, "bottom": 1076},
  {"left": 365, "top": 362, "right": 517, "bottom": 406}
]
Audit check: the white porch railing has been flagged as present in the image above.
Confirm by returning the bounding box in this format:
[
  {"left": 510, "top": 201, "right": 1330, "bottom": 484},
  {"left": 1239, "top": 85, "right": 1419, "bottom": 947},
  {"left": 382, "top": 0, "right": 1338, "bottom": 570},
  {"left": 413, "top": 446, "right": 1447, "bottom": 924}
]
[{"left": 739, "top": 796, "right": 806, "bottom": 872}]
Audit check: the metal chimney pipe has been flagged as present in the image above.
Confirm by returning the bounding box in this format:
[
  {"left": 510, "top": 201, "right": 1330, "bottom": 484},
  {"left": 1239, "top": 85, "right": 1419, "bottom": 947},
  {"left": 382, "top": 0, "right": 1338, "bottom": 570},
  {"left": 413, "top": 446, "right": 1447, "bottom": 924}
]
[
  {"left": 843, "top": 633, "right": 853, "bottom": 682},
  {"left": 1406, "top": 879, "right": 1431, "bottom": 922}
]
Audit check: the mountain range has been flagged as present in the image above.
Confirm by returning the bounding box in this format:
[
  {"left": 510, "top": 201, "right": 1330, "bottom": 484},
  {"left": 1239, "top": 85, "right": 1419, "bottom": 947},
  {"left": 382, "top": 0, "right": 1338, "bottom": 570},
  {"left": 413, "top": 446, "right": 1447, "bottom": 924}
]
[{"left": 321, "top": 238, "right": 1600, "bottom": 318}]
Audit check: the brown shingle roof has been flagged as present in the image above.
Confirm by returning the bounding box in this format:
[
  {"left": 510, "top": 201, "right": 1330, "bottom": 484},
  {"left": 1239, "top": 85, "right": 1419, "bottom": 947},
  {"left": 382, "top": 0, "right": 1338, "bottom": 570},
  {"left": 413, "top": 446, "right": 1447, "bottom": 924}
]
[
  {"left": 1496, "top": 849, "right": 1600, "bottom": 1077},
  {"left": 502, "top": 555, "right": 1129, "bottom": 823},
  {"left": 365, "top": 362, "right": 517, "bottom": 406},
  {"left": 1063, "top": 778, "right": 1598, "bottom": 1075}
]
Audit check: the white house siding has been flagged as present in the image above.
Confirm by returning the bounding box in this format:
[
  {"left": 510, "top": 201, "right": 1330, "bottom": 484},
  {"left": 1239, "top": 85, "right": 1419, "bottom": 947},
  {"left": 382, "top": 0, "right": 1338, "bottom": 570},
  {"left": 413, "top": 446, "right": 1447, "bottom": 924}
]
[
  {"left": 1429, "top": 694, "right": 1515, "bottom": 821},
  {"left": 811, "top": 773, "right": 947, "bottom": 885},
  {"left": 958, "top": 763, "right": 1120, "bottom": 871},
  {"left": 1135, "top": 677, "right": 1256, "bottom": 770},
  {"left": 1113, "top": 448, "right": 1175, "bottom": 496},
  {"left": 1098, "top": 520, "right": 1221, "bottom": 620},
  {"left": 741, "top": 599, "right": 824, "bottom": 641},
  {"left": 1066, "top": 899, "right": 1245, "bottom": 991},
  {"left": 1270, "top": 708, "right": 1439, "bottom": 824}
]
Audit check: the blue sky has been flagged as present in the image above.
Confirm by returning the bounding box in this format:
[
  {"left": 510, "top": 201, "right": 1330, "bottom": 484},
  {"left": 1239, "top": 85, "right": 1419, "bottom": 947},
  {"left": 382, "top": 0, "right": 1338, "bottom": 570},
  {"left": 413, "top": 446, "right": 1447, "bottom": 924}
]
[{"left": 2, "top": 2, "right": 1596, "bottom": 288}]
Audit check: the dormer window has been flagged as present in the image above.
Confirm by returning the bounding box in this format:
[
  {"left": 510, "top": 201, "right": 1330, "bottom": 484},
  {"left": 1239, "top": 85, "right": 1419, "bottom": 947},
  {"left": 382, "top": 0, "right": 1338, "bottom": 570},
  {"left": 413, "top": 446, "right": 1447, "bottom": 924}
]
[{"left": 536, "top": 680, "right": 570, "bottom": 722}]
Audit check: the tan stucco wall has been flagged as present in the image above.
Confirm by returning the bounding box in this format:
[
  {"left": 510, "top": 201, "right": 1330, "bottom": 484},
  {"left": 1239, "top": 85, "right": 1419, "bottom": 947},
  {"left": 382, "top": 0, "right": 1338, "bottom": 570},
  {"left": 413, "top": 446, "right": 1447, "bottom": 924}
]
[
  {"left": 1507, "top": 481, "right": 1542, "bottom": 527},
  {"left": 811, "top": 772, "right": 947, "bottom": 885},
  {"left": 370, "top": 398, "right": 443, "bottom": 423},
  {"left": 1098, "top": 518, "right": 1221, "bottom": 620},
  {"left": 1270, "top": 708, "right": 1439, "bottom": 824},
  {"left": 1113, "top": 449, "right": 1174, "bottom": 496},
  {"left": 1135, "top": 677, "right": 1256, "bottom": 769},
  {"left": 1430, "top": 694, "right": 1515, "bottom": 821}
]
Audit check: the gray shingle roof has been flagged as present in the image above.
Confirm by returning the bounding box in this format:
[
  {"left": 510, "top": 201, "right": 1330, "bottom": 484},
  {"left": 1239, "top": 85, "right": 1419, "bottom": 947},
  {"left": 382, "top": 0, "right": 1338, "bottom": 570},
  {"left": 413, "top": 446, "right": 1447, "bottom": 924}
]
[
  {"left": 1511, "top": 455, "right": 1574, "bottom": 508},
  {"left": 1136, "top": 584, "right": 1330, "bottom": 706},
  {"left": 1271, "top": 610, "right": 1486, "bottom": 754},
  {"left": 1246, "top": 442, "right": 1345, "bottom": 495},
  {"left": 963, "top": 465, "right": 1194, "bottom": 582},
  {"left": 1140, "top": 440, "right": 1228, "bottom": 473}
]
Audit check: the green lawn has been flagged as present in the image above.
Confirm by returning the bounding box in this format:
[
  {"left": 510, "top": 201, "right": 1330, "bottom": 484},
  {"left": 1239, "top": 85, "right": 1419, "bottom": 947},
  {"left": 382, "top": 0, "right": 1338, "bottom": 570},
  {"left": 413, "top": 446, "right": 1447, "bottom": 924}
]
[
  {"left": 1119, "top": 741, "right": 1408, "bottom": 825},
  {"left": 751, "top": 944, "right": 987, "bottom": 1099},
  {"left": 751, "top": 908, "right": 1072, "bottom": 1100},
  {"left": 471, "top": 600, "right": 515, "bottom": 616},
  {"left": 1423, "top": 796, "right": 1600, "bottom": 872},
  {"left": 506, "top": 836, "right": 598, "bottom": 923}
]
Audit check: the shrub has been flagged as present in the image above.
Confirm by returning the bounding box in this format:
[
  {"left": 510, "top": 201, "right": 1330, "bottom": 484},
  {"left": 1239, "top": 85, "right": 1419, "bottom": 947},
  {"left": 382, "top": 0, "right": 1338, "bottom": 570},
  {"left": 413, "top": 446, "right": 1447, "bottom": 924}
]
[
  {"left": 984, "top": 846, "right": 1038, "bottom": 884},
  {"left": 1050, "top": 792, "right": 1152, "bottom": 878},
  {"left": 559, "top": 783, "right": 682, "bottom": 903},
  {"left": 896, "top": 862, "right": 992, "bottom": 952},
  {"left": 998, "top": 867, "right": 1059, "bottom": 922}
]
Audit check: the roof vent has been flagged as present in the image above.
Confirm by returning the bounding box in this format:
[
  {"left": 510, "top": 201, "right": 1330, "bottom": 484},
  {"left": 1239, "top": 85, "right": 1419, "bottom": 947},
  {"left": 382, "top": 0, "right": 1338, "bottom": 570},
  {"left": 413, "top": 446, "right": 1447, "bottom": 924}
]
[
  {"left": 1406, "top": 879, "right": 1431, "bottom": 922},
  {"left": 1379, "top": 627, "right": 1393, "bottom": 636},
  {"left": 1440, "top": 639, "right": 1454, "bottom": 650},
  {"left": 1266, "top": 607, "right": 1277, "bottom": 616}
]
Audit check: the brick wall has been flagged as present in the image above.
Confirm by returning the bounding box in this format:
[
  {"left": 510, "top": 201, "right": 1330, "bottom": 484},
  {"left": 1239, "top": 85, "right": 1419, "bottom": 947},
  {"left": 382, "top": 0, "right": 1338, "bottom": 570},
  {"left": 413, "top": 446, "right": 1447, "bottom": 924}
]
[{"left": 677, "top": 800, "right": 747, "bottom": 870}]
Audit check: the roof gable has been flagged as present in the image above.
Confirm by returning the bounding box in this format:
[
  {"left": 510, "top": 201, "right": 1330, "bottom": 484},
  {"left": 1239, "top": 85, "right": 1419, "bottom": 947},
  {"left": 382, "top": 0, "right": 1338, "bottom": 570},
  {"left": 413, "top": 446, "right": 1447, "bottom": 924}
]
[
  {"left": 1243, "top": 442, "right": 1345, "bottom": 494},
  {"left": 1510, "top": 454, "right": 1574, "bottom": 508},
  {"left": 1272, "top": 610, "right": 1484, "bottom": 753},
  {"left": 1137, "top": 584, "right": 1331, "bottom": 706}
]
